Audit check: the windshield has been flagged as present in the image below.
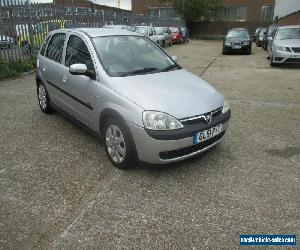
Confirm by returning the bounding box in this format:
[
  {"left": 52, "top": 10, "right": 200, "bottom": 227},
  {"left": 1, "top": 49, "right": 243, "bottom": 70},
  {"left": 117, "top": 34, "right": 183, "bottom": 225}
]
[
  {"left": 276, "top": 28, "right": 300, "bottom": 40},
  {"left": 93, "top": 36, "right": 179, "bottom": 77},
  {"left": 227, "top": 30, "right": 249, "bottom": 38},
  {"left": 154, "top": 27, "right": 165, "bottom": 35},
  {"left": 135, "top": 27, "right": 148, "bottom": 35}
]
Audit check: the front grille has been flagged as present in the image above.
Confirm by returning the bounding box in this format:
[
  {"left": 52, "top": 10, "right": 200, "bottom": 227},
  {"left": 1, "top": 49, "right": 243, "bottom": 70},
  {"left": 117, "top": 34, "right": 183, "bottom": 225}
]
[
  {"left": 159, "top": 131, "right": 226, "bottom": 160},
  {"left": 292, "top": 47, "right": 300, "bottom": 53},
  {"left": 285, "top": 58, "right": 300, "bottom": 63},
  {"left": 181, "top": 107, "right": 222, "bottom": 125}
]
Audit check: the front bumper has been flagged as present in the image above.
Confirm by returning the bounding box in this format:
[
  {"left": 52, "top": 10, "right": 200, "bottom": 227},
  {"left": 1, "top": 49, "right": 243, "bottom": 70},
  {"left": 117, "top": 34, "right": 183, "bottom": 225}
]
[
  {"left": 128, "top": 110, "right": 231, "bottom": 164},
  {"left": 224, "top": 44, "right": 251, "bottom": 51},
  {"left": 272, "top": 50, "right": 300, "bottom": 64}
]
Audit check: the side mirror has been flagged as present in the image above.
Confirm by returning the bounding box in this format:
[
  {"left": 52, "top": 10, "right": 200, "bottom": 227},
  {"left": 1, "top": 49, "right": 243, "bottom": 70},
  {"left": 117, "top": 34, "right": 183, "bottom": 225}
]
[
  {"left": 69, "top": 64, "right": 87, "bottom": 75},
  {"left": 171, "top": 55, "right": 177, "bottom": 62}
]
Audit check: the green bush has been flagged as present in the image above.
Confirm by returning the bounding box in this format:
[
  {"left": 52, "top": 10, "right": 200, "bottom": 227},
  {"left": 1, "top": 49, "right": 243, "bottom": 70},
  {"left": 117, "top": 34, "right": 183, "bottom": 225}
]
[{"left": 0, "top": 58, "right": 36, "bottom": 81}]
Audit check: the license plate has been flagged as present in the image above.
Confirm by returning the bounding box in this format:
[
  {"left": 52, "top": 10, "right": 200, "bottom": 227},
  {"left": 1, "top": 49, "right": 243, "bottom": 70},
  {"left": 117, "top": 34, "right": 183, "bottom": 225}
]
[
  {"left": 233, "top": 45, "right": 241, "bottom": 49},
  {"left": 194, "top": 124, "right": 222, "bottom": 144}
]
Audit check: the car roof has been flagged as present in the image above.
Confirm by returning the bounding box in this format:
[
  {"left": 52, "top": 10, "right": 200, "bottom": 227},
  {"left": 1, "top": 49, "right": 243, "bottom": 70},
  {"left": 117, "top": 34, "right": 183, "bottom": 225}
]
[
  {"left": 58, "top": 28, "right": 141, "bottom": 38},
  {"left": 278, "top": 25, "right": 300, "bottom": 29}
]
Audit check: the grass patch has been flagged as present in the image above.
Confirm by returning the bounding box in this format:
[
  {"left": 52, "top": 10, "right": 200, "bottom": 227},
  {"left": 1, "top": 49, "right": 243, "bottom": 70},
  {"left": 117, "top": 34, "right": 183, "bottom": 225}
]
[{"left": 0, "top": 58, "right": 36, "bottom": 81}]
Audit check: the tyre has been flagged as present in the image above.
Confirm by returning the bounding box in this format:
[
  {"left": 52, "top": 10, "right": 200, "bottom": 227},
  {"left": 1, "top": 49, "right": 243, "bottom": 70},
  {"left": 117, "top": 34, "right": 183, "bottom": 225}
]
[
  {"left": 104, "top": 117, "right": 137, "bottom": 169},
  {"left": 37, "top": 83, "right": 54, "bottom": 114},
  {"left": 269, "top": 55, "right": 275, "bottom": 67},
  {"left": 222, "top": 48, "right": 227, "bottom": 55},
  {"left": 246, "top": 48, "right": 252, "bottom": 55},
  {"left": 169, "top": 41, "right": 173, "bottom": 47}
]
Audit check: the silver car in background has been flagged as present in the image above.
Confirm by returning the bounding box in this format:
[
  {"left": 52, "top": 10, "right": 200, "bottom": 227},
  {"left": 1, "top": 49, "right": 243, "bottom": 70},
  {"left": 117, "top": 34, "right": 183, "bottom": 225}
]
[
  {"left": 135, "top": 26, "right": 158, "bottom": 43},
  {"left": 102, "top": 25, "right": 136, "bottom": 32},
  {"left": 154, "top": 27, "right": 172, "bottom": 47},
  {"left": 268, "top": 25, "right": 300, "bottom": 66},
  {"left": 36, "top": 28, "right": 231, "bottom": 169}
]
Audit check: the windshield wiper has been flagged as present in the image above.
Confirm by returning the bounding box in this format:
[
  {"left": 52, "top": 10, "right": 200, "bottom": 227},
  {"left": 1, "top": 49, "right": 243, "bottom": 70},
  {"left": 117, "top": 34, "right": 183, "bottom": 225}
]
[
  {"left": 121, "top": 67, "right": 158, "bottom": 76},
  {"left": 161, "top": 64, "right": 180, "bottom": 72}
]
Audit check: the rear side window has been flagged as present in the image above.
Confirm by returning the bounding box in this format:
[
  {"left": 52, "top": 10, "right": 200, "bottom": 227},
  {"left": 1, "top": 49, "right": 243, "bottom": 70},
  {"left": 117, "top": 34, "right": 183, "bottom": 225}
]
[
  {"left": 65, "top": 35, "right": 94, "bottom": 72},
  {"left": 40, "top": 35, "right": 51, "bottom": 56},
  {"left": 45, "top": 33, "right": 66, "bottom": 63}
]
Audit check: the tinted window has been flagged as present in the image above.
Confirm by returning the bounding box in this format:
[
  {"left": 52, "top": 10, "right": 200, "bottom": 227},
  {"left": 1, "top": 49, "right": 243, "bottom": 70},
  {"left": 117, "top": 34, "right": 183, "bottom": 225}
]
[
  {"left": 40, "top": 35, "right": 51, "bottom": 56},
  {"left": 65, "top": 35, "right": 94, "bottom": 72},
  {"left": 45, "top": 33, "right": 66, "bottom": 63}
]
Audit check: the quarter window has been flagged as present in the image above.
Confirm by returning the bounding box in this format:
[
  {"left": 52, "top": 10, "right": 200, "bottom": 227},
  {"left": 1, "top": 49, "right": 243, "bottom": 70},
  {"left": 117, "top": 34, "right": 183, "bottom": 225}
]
[
  {"left": 65, "top": 35, "right": 94, "bottom": 73},
  {"left": 45, "top": 33, "right": 66, "bottom": 63}
]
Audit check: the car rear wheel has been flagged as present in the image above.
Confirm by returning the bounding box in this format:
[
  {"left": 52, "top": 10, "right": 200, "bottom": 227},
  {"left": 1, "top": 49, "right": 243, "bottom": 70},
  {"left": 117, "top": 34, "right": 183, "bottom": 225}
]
[
  {"left": 37, "top": 83, "right": 54, "bottom": 114},
  {"left": 104, "top": 117, "right": 137, "bottom": 169}
]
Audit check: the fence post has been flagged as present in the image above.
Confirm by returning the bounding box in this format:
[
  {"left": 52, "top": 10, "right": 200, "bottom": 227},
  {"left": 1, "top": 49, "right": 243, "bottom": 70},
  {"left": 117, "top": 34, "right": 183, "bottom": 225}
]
[{"left": 25, "top": 0, "right": 34, "bottom": 58}]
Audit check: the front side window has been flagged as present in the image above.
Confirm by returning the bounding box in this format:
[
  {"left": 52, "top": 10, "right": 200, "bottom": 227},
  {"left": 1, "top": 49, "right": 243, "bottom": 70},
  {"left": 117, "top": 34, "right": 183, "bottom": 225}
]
[
  {"left": 65, "top": 35, "right": 95, "bottom": 72},
  {"left": 45, "top": 33, "right": 66, "bottom": 63},
  {"left": 93, "top": 35, "right": 180, "bottom": 77},
  {"left": 276, "top": 28, "right": 300, "bottom": 40},
  {"left": 40, "top": 35, "right": 51, "bottom": 56}
]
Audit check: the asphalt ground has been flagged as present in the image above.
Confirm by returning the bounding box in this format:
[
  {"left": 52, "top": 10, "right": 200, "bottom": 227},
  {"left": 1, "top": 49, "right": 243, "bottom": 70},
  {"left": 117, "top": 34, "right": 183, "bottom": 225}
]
[{"left": 0, "top": 40, "right": 299, "bottom": 249}]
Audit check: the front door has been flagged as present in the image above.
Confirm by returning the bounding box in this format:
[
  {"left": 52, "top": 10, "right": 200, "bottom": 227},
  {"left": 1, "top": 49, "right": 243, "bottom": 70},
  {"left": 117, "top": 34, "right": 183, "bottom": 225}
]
[{"left": 61, "top": 34, "right": 98, "bottom": 130}]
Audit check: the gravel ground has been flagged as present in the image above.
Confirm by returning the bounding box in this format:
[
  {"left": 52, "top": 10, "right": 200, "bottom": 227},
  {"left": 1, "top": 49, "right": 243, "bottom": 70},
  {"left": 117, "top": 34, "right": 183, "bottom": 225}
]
[{"left": 0, "top": 40, "right": 299, "bottom": 249}]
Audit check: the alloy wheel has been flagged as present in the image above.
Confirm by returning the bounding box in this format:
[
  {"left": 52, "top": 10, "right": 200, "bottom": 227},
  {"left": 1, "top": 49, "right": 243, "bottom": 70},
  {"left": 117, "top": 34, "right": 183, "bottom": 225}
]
[{"left": 105, "top": 125, "right": 126, "bottom": 163}]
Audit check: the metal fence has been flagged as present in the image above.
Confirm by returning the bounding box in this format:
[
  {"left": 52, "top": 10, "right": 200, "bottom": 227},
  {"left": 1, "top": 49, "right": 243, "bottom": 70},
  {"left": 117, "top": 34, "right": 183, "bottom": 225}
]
[{"left": 0, "top": 0, "right": 184, "bottom": 61}]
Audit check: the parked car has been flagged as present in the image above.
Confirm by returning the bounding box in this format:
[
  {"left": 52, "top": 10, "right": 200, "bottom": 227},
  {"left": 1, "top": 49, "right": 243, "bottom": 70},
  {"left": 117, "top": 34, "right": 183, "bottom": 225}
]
[
  {"left": 252, "top": 27, "right": 262, "bottom": 43},
  {"left": 170, "top": 27, "right": 184, "bottom": 44},
  {"left": 256, "top": 28, "right": 266, "bottom": 47},
  {"left": 222, "top": 28, "right": 252, "bottom": 55},
  {"left": 154, "top": 27, "right": 172, "bottom": 47},
  {"left": 102, "top": 25, "right": 136, "bottom": 32},
  {"left": 262, "top": 24, "right": 278, "bottom": 50},
  {"left": 36, "top": 28, "right": 231, "bottom": 169},
  {"left": 0, "top": 35, "right": 14, "bottom": 49},
  {"left": 268, "top": 25, "right": 300, "bottom": 66},
  {"left": 181, "top": 27, "right": 189, "bottom": 42},
  {"left": 135, "top": 26, "right": 158, "bottom": 43}
]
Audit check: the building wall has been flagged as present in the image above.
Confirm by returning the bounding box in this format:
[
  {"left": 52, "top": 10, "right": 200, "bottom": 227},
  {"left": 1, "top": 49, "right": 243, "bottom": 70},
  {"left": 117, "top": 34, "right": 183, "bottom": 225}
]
[
  {"left": 222, "top": 0, "right": 274, "bottom": 22},
  {"left": 132, "top": 0, "right": 173, "bottom": 16}
]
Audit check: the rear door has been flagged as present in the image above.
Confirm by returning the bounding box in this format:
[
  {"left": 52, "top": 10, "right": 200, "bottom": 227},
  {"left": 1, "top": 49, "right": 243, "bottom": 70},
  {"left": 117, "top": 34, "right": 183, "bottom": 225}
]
[{"left": 42, "top": 32, "right": 67, "bottom": 108}]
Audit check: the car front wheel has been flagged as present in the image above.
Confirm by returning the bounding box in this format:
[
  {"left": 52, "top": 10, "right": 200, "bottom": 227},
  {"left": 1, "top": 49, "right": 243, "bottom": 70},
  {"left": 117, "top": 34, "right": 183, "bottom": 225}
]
[
  {"left": 104, "top": 117, "right": 137, "bottom": 169},
  {"left": 37, "top": 83, "right": 54, "bottom": 114}
]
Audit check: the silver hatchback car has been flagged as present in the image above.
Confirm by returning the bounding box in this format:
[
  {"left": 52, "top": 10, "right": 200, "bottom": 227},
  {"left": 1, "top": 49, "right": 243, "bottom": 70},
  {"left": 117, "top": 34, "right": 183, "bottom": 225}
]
[{"left": 36, "top": 28, "right": 231, "bottom": 169}]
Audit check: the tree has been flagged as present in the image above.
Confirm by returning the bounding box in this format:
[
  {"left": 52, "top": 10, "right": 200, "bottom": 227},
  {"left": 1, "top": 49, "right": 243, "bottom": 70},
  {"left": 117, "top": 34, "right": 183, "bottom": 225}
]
[{"left": 161, "top": 0, "right": 223, "bottom": 23}]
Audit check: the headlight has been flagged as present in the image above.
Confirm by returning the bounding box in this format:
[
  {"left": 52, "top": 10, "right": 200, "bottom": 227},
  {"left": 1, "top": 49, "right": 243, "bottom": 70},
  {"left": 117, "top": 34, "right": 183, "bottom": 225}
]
[
  {"left": 222, "top": 101, "right": 230, "bottom": 114},
  {"left": 275, "top": 46, "right": 289, "bottom": 52},
  {"left": 143, "top": 111, "right": 183, "bottom": 130},
  {"left": 225, "top": 41, "right": 231, "bottom": 46},
  {"left": 243, "top": 41, "right": 250, "bottom": 45}
]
